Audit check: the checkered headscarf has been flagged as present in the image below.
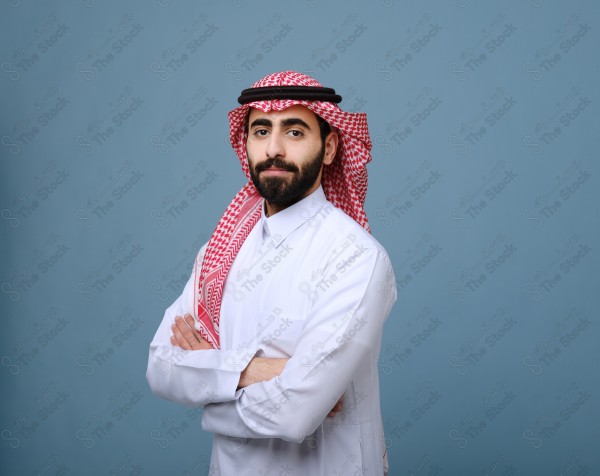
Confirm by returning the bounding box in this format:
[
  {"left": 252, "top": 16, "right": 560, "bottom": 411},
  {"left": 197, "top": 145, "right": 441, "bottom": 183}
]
[{"left": 193, "top": 71, "right": 372, "bottom": 349}]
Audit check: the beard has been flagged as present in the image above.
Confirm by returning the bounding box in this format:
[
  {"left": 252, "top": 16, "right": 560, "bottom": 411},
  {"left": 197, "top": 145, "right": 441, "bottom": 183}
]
[{"left": 248, "top": 141, "right": 325, "bottom": 206}]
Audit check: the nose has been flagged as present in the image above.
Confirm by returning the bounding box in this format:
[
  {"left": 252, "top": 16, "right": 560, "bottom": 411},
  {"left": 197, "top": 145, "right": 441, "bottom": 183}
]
[{"left": 265, "top": 132, "right": 284, "bottom": 159}]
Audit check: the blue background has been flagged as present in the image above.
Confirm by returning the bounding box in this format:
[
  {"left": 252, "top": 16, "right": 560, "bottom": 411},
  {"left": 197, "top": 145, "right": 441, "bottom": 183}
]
[{"left": 1, "top": 0, "right": 598, "bottom": 474}]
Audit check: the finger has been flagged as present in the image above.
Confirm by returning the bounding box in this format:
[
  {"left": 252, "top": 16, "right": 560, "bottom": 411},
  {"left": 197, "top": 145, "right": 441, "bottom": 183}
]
[
  {"left": 171, "top": 323, "right": 191, "bottom": 350},
  {"left": 330, "top": 398, "right": 343, "bottom": 416},
  {"left": 184, "top": 314, "right": 197, "bottom": 332},
  {"left": 176, "top": 315, "right": 197, "bottom": 337},
  {"left": 173, "top": 315, "right": 213, "bottom": 351},
  {"left": 183, "top": 314, "right": 204, "bottom": 347},
  {"left": 184, "top": 315, "right": 206, "bottom": 350},
  {"left": 171, "top": 322, "right": 192, "bottom": 350},
  {"left": 175, "top": 316, "right": 200, "bottom": 349},
  {"left": 327, "top": 400, "right": 342, "bottom": 417}
]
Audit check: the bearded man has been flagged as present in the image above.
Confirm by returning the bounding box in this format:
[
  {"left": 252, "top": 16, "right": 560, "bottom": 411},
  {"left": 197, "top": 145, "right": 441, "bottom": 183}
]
[{"left": 147, "top": 71, "right": 397, "bottom": 475}]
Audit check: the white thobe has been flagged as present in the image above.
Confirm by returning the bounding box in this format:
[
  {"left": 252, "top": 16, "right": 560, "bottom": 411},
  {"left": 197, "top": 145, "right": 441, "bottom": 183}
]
[{"left": 147, "top": 185, "right": 397, "bottom": 475}]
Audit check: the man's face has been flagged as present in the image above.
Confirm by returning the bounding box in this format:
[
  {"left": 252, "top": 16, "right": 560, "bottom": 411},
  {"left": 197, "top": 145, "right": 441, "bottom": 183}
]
[{"left": 246, "top": 105, "right": 334, "bottom": 210}]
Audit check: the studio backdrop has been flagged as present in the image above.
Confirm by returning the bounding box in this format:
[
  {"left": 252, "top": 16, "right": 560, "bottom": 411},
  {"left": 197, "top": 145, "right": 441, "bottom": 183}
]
[{"left": 1, "top": 0, "right": 598, "bottom": 474}]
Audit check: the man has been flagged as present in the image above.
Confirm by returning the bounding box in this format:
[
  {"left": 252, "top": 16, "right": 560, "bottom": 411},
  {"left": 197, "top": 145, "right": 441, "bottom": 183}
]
[{"left": 147, "top": 71, "right": 397, "bottom": 475}]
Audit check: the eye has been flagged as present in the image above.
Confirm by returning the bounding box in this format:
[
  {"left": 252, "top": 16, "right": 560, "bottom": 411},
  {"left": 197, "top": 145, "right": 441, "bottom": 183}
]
[
  {"left": 287, "top": 129, "right": 303, "bottom": 137},
  {"left": 253, "top": 129, "right": 269, "bottom": 137}
]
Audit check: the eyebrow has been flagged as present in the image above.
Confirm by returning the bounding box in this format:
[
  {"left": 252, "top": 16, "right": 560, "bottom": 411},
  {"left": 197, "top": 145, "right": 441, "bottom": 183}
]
[{"left": 249, "top": 117, "right": 312, "bottom": 130}]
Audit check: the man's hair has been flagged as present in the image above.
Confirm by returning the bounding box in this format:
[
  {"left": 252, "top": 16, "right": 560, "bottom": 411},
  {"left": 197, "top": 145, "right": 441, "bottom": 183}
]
[
  {"left": 315, "top": 113, "right": 331, "bottom": 144},
  {"left": 244, "top": 111, "right": 332, "bottom": 145}
]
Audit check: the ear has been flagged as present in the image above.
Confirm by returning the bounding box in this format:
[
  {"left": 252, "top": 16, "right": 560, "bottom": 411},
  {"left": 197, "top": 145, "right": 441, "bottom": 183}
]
[{"left": 322, "top": 130, "right": 339, "bottom": 166}]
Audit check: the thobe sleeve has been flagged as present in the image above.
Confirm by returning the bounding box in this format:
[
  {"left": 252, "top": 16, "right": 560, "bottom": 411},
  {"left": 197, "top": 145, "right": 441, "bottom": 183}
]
[
  {"left": 146, "top": 244, "right": 259, "bottom": 406},
  {"left": 201, "top": 245, "right": 397, "bottom": 443}
]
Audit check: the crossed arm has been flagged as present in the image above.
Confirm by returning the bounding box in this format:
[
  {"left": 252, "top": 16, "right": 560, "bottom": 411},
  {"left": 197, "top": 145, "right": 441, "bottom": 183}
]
[
  {"left": 147, "top": 245, "right": 396, "bottom": 442},
  {"left": 170, "top": 314, "right": 344, "bottom": 416}
]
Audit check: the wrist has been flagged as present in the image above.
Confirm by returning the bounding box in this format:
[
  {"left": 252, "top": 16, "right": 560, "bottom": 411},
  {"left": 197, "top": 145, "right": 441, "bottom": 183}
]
[{"left": 237, "top": 357, "right": 287, "bottom": 389}]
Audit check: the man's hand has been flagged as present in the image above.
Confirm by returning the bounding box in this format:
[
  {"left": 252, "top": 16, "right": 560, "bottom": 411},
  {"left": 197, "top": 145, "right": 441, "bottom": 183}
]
[
  {"left": 170, "top": 314, "right": 213, "bottom": 350},
  {"left": 327, "top": 397, "right": 344, "bottom": 417}
]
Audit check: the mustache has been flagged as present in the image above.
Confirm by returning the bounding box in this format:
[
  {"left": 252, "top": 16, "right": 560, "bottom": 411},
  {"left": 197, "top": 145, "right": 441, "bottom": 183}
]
[{"left": 254, "top": 157, "right": 299, "bottom": 174}]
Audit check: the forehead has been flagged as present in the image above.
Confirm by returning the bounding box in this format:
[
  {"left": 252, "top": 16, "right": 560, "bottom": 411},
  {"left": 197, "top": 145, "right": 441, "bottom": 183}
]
[{"left": 247, "top": 104, "right": 318, "bottom": 125}]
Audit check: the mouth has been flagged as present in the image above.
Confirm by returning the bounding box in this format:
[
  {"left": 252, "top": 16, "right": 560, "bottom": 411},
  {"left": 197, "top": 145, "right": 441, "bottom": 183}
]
[{"left": 260, "top": 167, "right": 294, "bottom": 176}]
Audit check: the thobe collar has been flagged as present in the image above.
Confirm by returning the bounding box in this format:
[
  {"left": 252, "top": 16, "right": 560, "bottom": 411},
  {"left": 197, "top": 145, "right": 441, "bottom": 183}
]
[{"left": 259, "top": 185, "right": 329, "bottom": 249}]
